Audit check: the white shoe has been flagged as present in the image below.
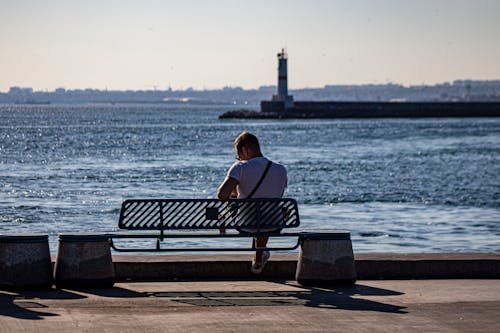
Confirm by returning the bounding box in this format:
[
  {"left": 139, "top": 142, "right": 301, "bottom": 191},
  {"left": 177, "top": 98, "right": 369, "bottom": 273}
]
[{"left": 251, "top": 251, "right": 270, "bottom": 274}]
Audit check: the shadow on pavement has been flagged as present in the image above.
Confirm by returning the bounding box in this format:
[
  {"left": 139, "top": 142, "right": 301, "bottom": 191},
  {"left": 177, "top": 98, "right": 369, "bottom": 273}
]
[
  {"left": 73, "top": 281, "right": 407, "bottom": 313},
  {"left": 0, "top": 288, "right": 86, "bottom": 320},
  {"left": 297, "top": 284, "right": 407, "bottom": 313},
  {"left": 67, "top": 286, "right": 145, "bottom": 298}
]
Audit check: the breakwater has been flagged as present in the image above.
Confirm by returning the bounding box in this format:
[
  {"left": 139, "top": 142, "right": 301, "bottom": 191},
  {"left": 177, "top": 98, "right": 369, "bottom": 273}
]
[{"left": 219, "top": 101, "right": 500, "bottom": 118}]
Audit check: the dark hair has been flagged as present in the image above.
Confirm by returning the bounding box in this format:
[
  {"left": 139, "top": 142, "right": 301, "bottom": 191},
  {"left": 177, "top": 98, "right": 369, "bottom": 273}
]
[{"left": 234, "top": 131, "right": 261, "bottom": 153}]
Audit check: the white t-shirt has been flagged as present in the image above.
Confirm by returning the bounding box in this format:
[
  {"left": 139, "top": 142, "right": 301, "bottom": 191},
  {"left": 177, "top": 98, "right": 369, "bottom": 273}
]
[{"left": 226, "top": 156, "right": 287, "bottom": 198}]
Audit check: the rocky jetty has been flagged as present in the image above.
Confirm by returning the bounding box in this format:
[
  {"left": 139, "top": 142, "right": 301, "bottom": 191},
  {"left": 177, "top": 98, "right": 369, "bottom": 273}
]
[
  {"left": 220, "top": 101, "right": 500, "bottom": 119},
  {"left": 218, "top": 109, "right": 281, "bottom": 119}
]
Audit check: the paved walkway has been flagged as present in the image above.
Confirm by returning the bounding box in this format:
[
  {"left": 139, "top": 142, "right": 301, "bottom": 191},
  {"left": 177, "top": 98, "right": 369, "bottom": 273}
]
[{"left": 1, "top": 279, "right": 499, "bottom": 332}]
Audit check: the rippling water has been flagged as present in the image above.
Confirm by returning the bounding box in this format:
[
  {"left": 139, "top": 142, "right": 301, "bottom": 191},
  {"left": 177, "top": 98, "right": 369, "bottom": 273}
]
[{"left": 0, "top": 104, "right": 498, "bottom": 253}]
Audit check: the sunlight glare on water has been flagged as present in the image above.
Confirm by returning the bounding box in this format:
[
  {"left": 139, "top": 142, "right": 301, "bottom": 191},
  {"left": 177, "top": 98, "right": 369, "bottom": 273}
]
[{"left": 0, "top": 104, "right": 499, "bottom": 253}]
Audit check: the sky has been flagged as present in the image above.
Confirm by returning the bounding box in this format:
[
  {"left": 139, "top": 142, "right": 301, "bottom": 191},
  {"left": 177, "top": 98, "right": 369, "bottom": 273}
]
[{"left": 1, "top": 0, "right": 499, "bottom": 91}]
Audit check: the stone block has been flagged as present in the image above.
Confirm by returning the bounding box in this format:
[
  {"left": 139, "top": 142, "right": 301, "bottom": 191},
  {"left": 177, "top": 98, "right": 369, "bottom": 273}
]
[
  {"left": 0, "top": 234, "right": 53, "bottom": 289},
  {"left": 54, "top": 233, "right": 114, "bottom": 288},
  {"left": 296, "top": 231, "right": 356, "bottom": 286}
]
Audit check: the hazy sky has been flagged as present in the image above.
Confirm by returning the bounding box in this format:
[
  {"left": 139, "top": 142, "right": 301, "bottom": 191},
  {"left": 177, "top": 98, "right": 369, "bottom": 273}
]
[{"left": 1, "top": 0, "right": 499, "bottom": 91}]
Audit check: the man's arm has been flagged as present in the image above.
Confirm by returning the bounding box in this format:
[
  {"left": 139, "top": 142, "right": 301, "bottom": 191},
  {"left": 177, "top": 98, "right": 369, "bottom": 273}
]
[{"left": 217, "top": 177, "right": 238, "bottom": 201}]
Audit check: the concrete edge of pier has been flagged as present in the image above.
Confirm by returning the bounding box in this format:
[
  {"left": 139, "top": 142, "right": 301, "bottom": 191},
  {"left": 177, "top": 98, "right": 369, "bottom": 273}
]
[{"left": 67, "top": 252, "right": 500, "bottom": 281}]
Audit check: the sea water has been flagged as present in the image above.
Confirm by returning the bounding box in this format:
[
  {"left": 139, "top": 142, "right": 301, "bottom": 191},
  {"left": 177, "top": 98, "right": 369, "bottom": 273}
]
[{"left": 0, "top": 104, "right": 498, "bottom": 253}]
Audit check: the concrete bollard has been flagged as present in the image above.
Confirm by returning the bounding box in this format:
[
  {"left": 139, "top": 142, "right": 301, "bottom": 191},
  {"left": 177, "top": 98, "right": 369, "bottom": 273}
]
[
  {"left": 0, "top": 234, "right": 53, "bottom": 289},
  {"left": 54, "top": 233, "right": 114, "bottom": 288},
  {"left": 295, "top": 231, "right": 356, "bottom": 286}
]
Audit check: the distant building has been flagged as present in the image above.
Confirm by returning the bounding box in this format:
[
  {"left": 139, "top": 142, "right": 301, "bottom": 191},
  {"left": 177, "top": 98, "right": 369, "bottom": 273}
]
[{"left": 8, "top": 87, "right": 33, "bottom": 94}]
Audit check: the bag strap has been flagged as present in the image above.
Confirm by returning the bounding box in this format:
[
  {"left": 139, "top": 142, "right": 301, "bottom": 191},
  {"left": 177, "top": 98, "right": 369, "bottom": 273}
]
[{"left": 246, "top": 160, "right": 272, "bottom": 199}]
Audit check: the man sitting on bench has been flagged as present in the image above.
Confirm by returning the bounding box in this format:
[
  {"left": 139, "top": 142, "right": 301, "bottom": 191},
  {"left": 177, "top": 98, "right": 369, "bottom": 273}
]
[{"left": 217, "top": 131, "right": 288, "bottom": 274}]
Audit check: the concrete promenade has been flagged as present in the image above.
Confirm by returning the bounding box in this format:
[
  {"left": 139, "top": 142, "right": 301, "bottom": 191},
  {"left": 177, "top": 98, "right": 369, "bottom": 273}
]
[
  {"left": 1, "top": 253, "right": 499, "bottom": 332},
  {"left": 1, "top": 279, "right": 499, "bottom": 332}
]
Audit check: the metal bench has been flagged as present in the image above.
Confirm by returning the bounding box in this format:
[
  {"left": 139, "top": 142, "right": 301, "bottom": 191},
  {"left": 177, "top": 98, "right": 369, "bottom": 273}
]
[
  {"left": 109, "top": 198, "right": 301, "bottom": 252},
  {"left": 54, "top": 197, "right": 357, "bottom": 287}
]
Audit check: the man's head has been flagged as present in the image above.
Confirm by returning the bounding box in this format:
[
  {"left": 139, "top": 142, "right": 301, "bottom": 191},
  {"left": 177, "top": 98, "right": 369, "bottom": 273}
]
[{"left": 234, "top": 131, "right": 262, "bottom": 160}]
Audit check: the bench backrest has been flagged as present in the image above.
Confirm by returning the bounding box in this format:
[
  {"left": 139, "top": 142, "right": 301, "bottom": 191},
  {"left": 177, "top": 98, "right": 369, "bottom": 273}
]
[{"left": 118, "top": 198, "right": 300, "bottom": 231}]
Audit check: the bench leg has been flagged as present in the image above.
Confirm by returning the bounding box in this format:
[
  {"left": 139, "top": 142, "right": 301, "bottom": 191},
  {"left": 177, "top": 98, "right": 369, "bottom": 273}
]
[{"left": 295, "top": 233, "right": 357, "bottom": 286}]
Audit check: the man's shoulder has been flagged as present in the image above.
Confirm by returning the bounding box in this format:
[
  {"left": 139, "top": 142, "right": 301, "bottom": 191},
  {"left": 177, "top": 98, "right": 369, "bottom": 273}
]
[
  {"left": 271, "top": 160, "right": 287, "bottom": 171},
  {"left": 229, "top": 161, "right": 245, "bottom": 171},
  {"left": 271, "top": 160, "right": 285, "bottom": 167}
]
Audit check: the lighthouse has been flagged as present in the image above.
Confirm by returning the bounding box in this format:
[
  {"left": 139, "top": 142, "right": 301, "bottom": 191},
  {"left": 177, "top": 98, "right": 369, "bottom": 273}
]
[{"left": 272, "top": 48, "right": 294, "bottom": 109}]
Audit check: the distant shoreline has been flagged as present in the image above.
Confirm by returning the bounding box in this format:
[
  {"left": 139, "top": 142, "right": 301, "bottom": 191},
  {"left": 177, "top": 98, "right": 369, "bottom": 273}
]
[{"left": 2, "top": 80, "right": 500, "bottom": 105}]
